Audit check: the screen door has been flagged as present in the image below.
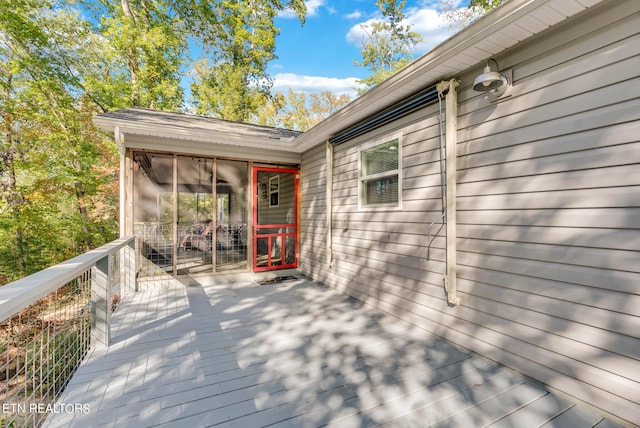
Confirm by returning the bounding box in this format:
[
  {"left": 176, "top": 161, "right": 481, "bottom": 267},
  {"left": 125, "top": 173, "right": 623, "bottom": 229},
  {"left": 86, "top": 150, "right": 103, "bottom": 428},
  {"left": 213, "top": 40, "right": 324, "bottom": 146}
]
[{"left": 253, "top": 167, "right": 298, "bottom": 271}]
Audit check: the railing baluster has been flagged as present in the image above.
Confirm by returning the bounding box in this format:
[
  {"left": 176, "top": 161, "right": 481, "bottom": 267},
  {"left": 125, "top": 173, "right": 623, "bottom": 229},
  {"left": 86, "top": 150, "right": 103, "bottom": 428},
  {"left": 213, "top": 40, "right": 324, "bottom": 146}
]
[{"left": 0, "top": 236, "right": 136, "bottom": 427}]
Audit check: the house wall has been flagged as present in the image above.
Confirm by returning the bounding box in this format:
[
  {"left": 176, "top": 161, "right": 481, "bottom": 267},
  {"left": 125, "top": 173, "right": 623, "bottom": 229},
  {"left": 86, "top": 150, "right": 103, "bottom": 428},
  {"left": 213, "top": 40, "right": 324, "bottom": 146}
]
[
  {"left": 299, "top": 1, "right": 640, "bottom": 425},
  {"left": 257, "top": 171, "right": 297, "bottom": 225}
]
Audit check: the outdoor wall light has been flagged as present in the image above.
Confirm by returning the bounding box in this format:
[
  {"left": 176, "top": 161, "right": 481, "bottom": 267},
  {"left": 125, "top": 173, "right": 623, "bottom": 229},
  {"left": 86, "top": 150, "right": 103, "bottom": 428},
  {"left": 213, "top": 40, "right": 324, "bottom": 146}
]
[{"left": 473, "top": 59, "right": 510, "bottom": 97}]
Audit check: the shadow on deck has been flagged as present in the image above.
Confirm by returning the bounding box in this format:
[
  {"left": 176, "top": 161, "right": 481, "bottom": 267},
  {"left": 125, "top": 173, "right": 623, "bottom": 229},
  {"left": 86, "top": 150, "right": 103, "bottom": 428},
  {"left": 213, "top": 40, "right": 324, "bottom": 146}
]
[{"left": 43, "top": 273, "right": 618, "bottom": 427}]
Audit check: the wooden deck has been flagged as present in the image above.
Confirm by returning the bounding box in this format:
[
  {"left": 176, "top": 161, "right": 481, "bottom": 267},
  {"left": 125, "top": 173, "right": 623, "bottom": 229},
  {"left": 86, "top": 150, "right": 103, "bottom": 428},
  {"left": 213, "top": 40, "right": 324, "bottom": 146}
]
[{"left": 43, "top": 273, "right": 620, "bottom": 428}]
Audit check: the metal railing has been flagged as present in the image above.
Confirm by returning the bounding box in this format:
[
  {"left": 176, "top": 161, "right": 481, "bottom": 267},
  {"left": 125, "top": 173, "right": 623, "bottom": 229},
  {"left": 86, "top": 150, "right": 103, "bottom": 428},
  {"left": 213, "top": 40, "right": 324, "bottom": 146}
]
[{"left": 0, "top": 236, "right": 136, "bottom": 428}]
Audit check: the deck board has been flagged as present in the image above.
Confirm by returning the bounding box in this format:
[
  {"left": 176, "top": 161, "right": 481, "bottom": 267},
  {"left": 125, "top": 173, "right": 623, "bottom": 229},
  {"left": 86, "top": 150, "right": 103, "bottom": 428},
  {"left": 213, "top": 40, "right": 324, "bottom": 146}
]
[{"left": 43, "top": 274, "right": 619, "bottom": 428}]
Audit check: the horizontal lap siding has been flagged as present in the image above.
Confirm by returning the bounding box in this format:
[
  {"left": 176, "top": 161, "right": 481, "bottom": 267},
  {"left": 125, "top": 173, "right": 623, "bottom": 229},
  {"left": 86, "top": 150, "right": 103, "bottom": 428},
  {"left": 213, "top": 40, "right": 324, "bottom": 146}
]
[
  {"left": 454, "top": 2, "right": 640, "bottom": 425},
  {"left": 307, "top": 102, "right": 455, "bottom": 343},
  {"left": 325, "top": 106, "right": 444, "bottom": 287},
  {"left": 301, "top": 107, "right": 446, "bottom": 287},
  {"left": 299, "top": 1, "right": 639, "bottom": 425},
  {"left": 332, "top": 105, "right": 446, "bottom": 292},
  {"left": 299, "top": 144, "right": 327, "bottom": 280}
]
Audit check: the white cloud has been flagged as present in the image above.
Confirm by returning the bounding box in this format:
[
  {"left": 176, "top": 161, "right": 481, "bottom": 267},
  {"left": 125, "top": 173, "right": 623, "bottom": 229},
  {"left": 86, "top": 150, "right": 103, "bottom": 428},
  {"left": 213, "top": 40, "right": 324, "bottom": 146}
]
[
  {"left": 305, "top": 0, "right": 326, "bottom": 17},
  {"left": 272, "top": 73, "right": 360, "bottom": 97},
  {"left": 346, "top": 18, "right": 378, "bottom": 46},
  {"left": 346, "top": 5, "right": 458, "bottom": 55},
  {"left": 406, "top": 7, "right": 454, "bottom": 53},
  {"left": 344, "top": 10, "right": 363, "bottom": 20}
]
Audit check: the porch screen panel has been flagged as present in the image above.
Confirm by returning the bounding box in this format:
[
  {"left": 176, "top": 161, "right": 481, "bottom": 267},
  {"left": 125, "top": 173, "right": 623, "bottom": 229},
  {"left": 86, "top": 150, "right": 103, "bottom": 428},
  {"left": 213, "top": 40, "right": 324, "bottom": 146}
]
[
  {"left": 176, "top": 156, "right": 213, "bottom": 275},
  {"left": 133, "top": 153, "right": 174, "bottom": 276},
  {"left": 215, "top": 160, "right": 248, "bottom": 272}
]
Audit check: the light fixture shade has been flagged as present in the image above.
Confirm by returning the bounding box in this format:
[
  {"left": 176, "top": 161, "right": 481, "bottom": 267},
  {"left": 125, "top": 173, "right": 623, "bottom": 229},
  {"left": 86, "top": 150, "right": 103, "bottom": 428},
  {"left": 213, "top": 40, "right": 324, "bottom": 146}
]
[
  {"left": 473, "top": 71, "right": 504, "bottom": 91},
  {"left": 473, "top": 60, "right": 510, "bottom": 97}
]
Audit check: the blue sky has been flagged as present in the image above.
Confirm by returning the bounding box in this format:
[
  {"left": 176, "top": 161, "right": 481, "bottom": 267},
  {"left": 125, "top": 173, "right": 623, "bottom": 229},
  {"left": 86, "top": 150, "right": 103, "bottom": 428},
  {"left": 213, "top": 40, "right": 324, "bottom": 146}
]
[{"left": 266, "top": 0, "right": 470, "bottom": 97}]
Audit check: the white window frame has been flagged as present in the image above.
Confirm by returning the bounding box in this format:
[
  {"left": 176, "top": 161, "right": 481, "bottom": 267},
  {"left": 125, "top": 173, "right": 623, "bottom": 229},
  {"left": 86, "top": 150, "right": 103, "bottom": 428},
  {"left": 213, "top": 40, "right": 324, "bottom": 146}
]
[
  {"left": 269, "top": 175, "right": 279, "bottom": 207},
  {"left": 357, "top": 132, "right": 403, "bottom": 211}
]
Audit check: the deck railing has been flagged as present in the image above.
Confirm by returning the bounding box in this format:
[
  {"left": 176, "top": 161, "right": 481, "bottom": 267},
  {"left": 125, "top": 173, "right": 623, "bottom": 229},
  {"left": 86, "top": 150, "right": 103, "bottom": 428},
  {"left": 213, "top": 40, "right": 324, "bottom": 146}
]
[{"left": 0, "top": 236, "right": 137, "bottom": 428}]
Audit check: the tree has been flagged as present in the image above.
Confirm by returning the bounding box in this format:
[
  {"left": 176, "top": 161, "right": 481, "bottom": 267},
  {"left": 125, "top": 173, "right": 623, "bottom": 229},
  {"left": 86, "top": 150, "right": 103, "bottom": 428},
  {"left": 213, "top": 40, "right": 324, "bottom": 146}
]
[
  {"left": 190, "top": 0, "right": 306, "bottom": 122},
  {"left": 353, "top": 0, "right": 423, "bottom": 93},
  {"left": 191, "top": 59, "right": 268, "bottom": 122},
  {"left": 307, "top": 91, "right": 352, "bottom": 128},
  {"left": 80, "top": 0, "right": 306, "bottom": 121},
  {"left": 441, "top": 0, "right": 505, "bottom": 30},
  {"left": 1, "top": 0, "right": 119, "bottom": 283},
  {"left": 469, "top": 0, "right": 505, "bottom": 8},
  {"left": 1, "top": 0, "right": 311, "bottom": 284},
  {"left": 79, "top": 0, "right": 186, "bottom": 110},
  {"left": 253, "top": 89, "right": 351, "bottom": 131}
]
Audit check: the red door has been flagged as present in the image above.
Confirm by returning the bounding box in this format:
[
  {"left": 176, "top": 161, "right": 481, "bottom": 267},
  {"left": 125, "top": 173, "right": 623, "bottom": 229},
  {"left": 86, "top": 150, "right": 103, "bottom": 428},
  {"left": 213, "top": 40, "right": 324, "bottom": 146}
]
[{"left": 253, "top": 167, "right": 298, "bottom": 271}]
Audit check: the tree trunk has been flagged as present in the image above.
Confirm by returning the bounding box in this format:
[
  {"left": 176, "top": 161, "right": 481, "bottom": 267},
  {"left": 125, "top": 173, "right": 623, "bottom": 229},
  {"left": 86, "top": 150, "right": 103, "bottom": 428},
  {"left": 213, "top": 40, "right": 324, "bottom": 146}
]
[{"left": 121, "top": 0, "right": 141, "bottom": 106}]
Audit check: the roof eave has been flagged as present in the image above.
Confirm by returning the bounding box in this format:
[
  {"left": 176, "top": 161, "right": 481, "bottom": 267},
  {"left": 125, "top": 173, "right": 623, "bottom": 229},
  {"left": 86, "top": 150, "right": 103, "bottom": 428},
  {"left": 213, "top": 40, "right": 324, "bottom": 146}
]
[
  {"left": 293, "top": 0, "right": 605, "bottom": 152},
  {"left": 94, "top": 115, "right": 298, "bottom": 152}
]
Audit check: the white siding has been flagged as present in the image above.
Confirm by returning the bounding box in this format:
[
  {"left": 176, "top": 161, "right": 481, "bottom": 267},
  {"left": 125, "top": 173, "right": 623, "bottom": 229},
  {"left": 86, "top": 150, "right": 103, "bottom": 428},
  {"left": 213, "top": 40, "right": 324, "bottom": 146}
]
[{"left": 300, "top": 1, "right": 640, "bottom": 425}]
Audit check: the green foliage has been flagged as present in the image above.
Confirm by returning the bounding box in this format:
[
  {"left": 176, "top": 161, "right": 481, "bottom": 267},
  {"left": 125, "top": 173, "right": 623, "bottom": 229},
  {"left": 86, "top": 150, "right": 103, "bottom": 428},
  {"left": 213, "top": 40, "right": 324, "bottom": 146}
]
[
  {"left": 440, "top": 0, "right": 505, "bottom": 29},
  {"left": 191, "top": 60, "right": 267, "bottom": 122},
  {"left": 80, "top": 0, "right": 186, "bottom": 110},
  {"left": 0, "top": 0, "right": 321, "bottom": 285},
  {"left": 190, "top": 0, "right": 306, "bottom": 122},
  {"left": 82, "top": 0, "right": 307, "bottom": 122},
  {"left": 354, "top": 0, "right": 423, "bottom": 93},
  {"left": 253, "top": 90, "right": 352, "bottom": 131},
  {"left": 35, "top": 322, "right": 90, "bottom": 395},
  {"left": 469, "top": 0, "right": 504, "bottom": 9},
  {"left": 1, "top": 0, "right": 118, "bottom": 284}
]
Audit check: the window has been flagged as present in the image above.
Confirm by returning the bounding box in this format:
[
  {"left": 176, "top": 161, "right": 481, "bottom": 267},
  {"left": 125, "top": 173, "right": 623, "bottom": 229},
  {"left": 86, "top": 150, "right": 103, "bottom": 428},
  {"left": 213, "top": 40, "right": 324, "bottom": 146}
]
[
  {"left": 358, "top": 134, "right": 402, "bottom": 209},
  {"left": 269, "top": 175, "right": 279, "bottom": 207}
]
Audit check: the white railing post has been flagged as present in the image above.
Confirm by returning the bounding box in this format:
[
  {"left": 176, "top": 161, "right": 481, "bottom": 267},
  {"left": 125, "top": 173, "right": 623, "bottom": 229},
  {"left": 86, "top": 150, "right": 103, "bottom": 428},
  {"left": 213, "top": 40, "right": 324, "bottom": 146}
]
[
  {"left": 121, "top": 237, "right": 137, "bottom": 294},
  {"left": 91, "top": 254, "right": 112, "bottom": 348},
  {"left": 128, "top": 237, "right": 138, "bottom": 293}
]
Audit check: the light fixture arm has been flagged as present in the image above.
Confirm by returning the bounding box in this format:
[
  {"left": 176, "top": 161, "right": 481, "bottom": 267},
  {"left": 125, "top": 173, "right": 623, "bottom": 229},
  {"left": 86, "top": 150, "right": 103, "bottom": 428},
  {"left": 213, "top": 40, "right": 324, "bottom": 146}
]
[{"left": 486, "top": 58, "right": 499, "bottom": 72}]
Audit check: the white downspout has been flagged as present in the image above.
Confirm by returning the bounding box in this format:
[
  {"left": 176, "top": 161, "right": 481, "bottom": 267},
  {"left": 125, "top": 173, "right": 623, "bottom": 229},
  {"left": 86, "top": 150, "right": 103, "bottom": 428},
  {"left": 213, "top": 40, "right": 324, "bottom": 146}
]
[
  {"left": 114, "top": 126, "right": 126, "bottom": 238},
  {"left": 437, "top": 79, "right": 461, "bottom": 306},
  {"left": 326, "top": 141, "right": 334, "bottom": 267}
]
